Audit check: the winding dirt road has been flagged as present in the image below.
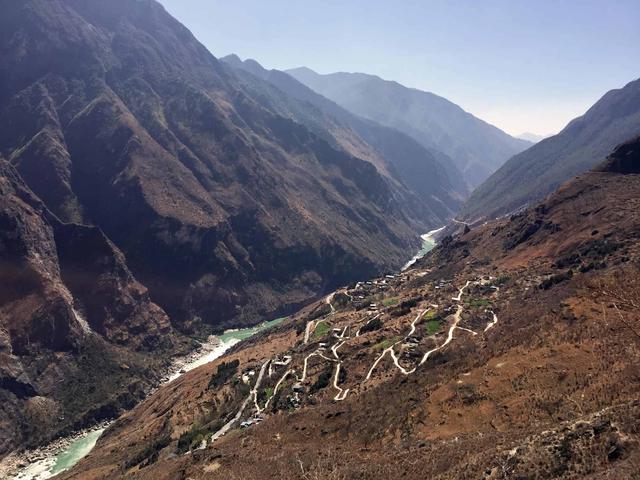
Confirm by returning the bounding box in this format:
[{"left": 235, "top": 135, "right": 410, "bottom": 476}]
[
  {"left": 365, "top": 307, "right": 431, "bottom": 380},
  {"left": 484, "top": 311, "right": 499, "bottom": 332},
  {"left": 419, "top": 281, "right": 471, "bottom": 366},
  {"left": 211, "top": 359, "right": 270, "bottom": 442}
]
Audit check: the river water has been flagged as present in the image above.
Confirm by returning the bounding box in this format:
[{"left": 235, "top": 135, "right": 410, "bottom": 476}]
[
  {"left": 402, "top": 226, "right": 445, "bottom": 271},
  {"left": 9, "top": 317, "right": 285, "bottom": 480}
]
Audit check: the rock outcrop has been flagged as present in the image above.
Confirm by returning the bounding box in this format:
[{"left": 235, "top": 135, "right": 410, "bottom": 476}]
[
  {"left": 595, "top": 135, "right": 640, "bottom": 174},
  {"left": 0, "top": 159, "right": 174, "bottom": 453}
]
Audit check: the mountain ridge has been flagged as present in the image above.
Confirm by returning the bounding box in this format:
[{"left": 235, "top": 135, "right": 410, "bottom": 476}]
[
  {"left": 460, "top": 77, "right": 640, "bottom": 222},
  {"left": 0, "top": 0, "right": 467, "bottom": 455},
  {"left": 287, "top": 66, "right": 532, "bottom": 188},
  {"left": 221, "top": 54, "right": 469, "bottom": 209},
  {"left": 0, "top": 0, "right": 435, "bottom": 332},
  {"left": 0, "top": 157, "right": 176, "bottom": 454}
]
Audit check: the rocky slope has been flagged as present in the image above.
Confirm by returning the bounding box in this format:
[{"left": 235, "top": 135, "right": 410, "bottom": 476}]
[
  {"left": 59, "top": 138, "right": 640, "bottom": 478},
  {"left": 0, "top": 159, "right": 174, "bottom": 455},
  {"left": 0, "top": 0, "right": 456, "bottom": 336},
  {"left": 287, "top": 67, "right": 531, "bottom": 189},
  {"left": 461, "top": 78, "right": 640, "bottom": 222}
]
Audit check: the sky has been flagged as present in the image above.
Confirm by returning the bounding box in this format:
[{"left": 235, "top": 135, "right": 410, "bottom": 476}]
[{"left": 159, "top": 0, "right": 640, "bottom": 137}]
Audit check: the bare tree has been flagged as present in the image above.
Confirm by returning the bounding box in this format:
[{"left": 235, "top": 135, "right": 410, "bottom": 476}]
[
  {"left": 596, "top": 268, "right": 640, "bottom": 340},
  {"left": 296, "top": 451, "right": 347, "bottom": 480}
]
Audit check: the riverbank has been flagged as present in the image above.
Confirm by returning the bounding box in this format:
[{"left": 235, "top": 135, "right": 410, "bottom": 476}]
[
  {"left": 402, "top": 226, "right": 445, "bottom": 271},
  {"left": 166, "top": 317, "right": 285, "bottom": 383},
  {"left": 3, "top": 318, "right": 286, "bottom": 480},
  {"left": 0, "top": 423, "right": 108, "bottom": 480}
]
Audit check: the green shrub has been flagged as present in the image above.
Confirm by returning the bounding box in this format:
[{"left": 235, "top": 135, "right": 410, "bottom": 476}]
[
  {"left": 360, "top": 317, "right": 382, "bottom": 334},
  {"left": 259, "top": 387, "right": 275, "bottom": 406},
  {"left": 555, "top": 253, "right": 580, "bottom": 268},
  {"left": 177, "top": 428, "right": 201, "bottom": 454},
  {"left": 374, "top": 336, "right": 401, "bottom": 350},
  {"left": 311, "top": 367, "right": 333, "bottom": 392},
  {"left": 269, "top": 390, "right": 282, "bottom": 412},
  {"left": 426, "top": 320, "right": 441, "bottom": 335},
  {"left": 399, "top": 297, "right": 420, "bottom": 309},
  {"left": 390, "top": 306, "right": 411, "bottom": 318},
  {"left": 539, "top": 270, "right": 573, "bottom": 290},
  {"left": 423, "top": 310, "right": 437, "bottom": 320},
  {"left": 309, "top": 303, "right": 331, "bottom": 320},
  {"left": 125, "top": 435, "right": 171, "bottom": 468},
  {"left": 469, "top": 298, "right": 490, "bottom": 308},
  {"left": 313, "top": 321, "right": 331, "bottom": 338}
]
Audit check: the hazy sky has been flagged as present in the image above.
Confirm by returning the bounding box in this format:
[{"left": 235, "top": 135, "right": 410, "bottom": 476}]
[{"left": 159, "top": 0, "right": 640, "bottom": 137}]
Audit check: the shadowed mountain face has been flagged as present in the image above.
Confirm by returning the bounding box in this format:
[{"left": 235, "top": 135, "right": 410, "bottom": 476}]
[
  {"left": 287, "top": 67, "right": 531, "bottom": 189},
  {"left": 0, "top": 159, "right": 174, "bottom": 454},
  {"left": 221, "top": 54, "right": 469, "bottom": 206},
  {"left": 461, "top": 78, "right": 640, "bottom": 222},
  {"left": 0, "top": 0, "right": 454, "bottom": 336}
]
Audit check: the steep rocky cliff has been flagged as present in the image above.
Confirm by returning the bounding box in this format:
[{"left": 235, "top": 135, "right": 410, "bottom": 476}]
[{"left": 0, "top": 159, "right": 174, "bottom": 454}]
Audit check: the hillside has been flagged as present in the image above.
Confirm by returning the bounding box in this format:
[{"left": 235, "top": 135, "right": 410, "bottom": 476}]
[
  {"left": 58, "top": 138, "right": 640, "bottom": 479},
  {"left": 461, "top": 78, "right": 640, "bottom": 222},
  {"left": 287, "top": 67, "right": 531, "bottom": 188},
  {"left": 0, "top": 0, "right": 463, "bottom": 455}
]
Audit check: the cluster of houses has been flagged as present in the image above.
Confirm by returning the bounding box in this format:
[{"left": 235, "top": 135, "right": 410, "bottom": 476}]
[
  {"left": 400, "top": 336, "right": 423, "bottom": 358},
  {"left": 347, "top": 275, "right": 399, "bottom": 310},
  {"left": 285, "top": 382, "right": 305, "bottom": 409},
  {"left": 273, "top": 355, "right": 292, "bottom": 366},
  {"left": 241, "top": 368, "right": 256, "bottom": 385},
  {"left": 240, "top": 416, "right": 264, "bottom": 428},
  {"left": 267, "top": 355, "right": 292, "bottom": 377},
  {"left": 434, "top": 278, "right": 452, "bottom": 290},
  {"left": 234, "top": 273, "right": 504, "bottom": 433}
]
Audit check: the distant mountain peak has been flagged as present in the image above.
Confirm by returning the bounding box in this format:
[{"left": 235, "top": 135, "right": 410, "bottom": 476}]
[
  {"left": 517, "top": 132, "right": 551, "bottom": 143},
  {"left": 221, "top": 54, "right": 266, "bottom": 77},
  {"left": 220, "top": 53, "right": 242, "bottom": 63},
  {"left": 287, "top": 65, "right": 319, "bottom": 75}
]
